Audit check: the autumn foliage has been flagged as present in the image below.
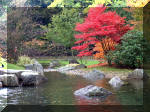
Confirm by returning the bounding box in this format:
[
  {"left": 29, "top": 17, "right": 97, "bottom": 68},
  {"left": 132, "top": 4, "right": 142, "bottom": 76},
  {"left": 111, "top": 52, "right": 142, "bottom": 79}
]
[
  {"left": 72, "top": 5, "right": 132, "bottom": 57},
  {"left": 93, "top": 37, "right": 117, "bottom": 59}
]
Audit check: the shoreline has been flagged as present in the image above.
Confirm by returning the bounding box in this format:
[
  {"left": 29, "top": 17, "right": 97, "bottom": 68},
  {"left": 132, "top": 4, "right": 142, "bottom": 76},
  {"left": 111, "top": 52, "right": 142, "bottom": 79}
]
[{"left": 44, "top": 68, "right": 130, "bottom": 80}]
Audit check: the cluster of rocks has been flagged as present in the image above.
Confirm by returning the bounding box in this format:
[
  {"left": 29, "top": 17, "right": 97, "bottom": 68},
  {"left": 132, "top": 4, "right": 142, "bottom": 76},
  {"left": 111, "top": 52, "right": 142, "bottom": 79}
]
[
  {"left": 0, "top": 60, "right": 47, "bottom": 88},
  {"left": 44, "top": 59, "right": 86, "bottom": 73},
  {"left": 74, "top": 69, "right": 146, "bottom": 99}
]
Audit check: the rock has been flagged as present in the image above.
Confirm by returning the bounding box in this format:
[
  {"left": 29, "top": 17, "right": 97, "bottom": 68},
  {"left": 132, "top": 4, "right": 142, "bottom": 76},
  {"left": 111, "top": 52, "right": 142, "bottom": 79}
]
[
  {"left": 109, "top": 76, "right": 124, "bottom": 88},
  {"left": 24, "top": 64, "right": 33, "bottom": 70},
  {"left": 32, "top": 59, "right": 44, "bottom": 76},
  {"left": 83, "top": 70, "right": 105, "bottom": 81},
  {"left": 57, "top": 65, "right": 75, "bottom": 72},
  {"left": 0, "top": 69, "right": 32, "bottom": 79},
  {"left": 20, "top": 72, "right": 47, "bottom": 86},
  {"left": 69, "top": 59, "right": 79, "bottom": 64},
  {"left": 74, "top": 85, "right": 112, "bottom": 97},
  {"left": 74, "top": 64, "right": 86, "bottom": 69},
  {"left": 0, "top": 82, "right": 2, "bottom": 88},
  {"left": 57, "top": 64, "right": 86, "bottom": 72},
  {"left": 127, "top": 69, "right": 145, "bottom": 79},
  {"left": 0, "top": 74, "right": 19, "bottom": 87},
  {"left": 49, "top": 60, "right": 61, "bottom": 68}
]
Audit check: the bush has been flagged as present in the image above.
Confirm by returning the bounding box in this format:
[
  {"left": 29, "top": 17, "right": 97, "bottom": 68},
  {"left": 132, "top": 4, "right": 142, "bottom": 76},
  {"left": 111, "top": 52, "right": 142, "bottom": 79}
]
[
  {"left": 17, "top": 55, "right": 33, "bottom": 66},
  {"left": 110, "top": 30, "right": 149, "bottom": 68}
]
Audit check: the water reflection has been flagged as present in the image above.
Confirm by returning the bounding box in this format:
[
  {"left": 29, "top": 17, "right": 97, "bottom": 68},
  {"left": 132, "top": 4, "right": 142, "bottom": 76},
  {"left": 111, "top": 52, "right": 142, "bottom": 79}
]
[
  {"left": 0, "top": 88, "right": 7, "bottom": 111},
  {"left": 128, "top": 79, "right": 143, "bottom": 90}
]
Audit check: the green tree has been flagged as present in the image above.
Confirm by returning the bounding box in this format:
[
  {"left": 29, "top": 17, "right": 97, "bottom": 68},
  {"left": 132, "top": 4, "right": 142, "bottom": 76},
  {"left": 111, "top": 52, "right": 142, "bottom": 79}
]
[
  {"left": 44, "top": 8, "right": 83, "bottom": 47},
  {"left": 48, "top": 0, "right": 92, "bottom": 8}
]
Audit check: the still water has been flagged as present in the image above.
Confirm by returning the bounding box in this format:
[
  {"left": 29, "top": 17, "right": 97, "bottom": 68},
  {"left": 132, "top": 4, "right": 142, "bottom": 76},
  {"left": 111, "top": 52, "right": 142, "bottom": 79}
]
[{"left": 0, "top": 71, "right": 144, "bottom": 111}]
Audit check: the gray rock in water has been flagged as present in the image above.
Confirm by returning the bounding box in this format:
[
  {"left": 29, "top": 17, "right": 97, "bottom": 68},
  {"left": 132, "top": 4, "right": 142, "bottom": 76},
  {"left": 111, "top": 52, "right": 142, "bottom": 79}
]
[
  {"left": 109, "top": 76, "right": 124, "bottom": 88},
  {"left": 49, "top": 60, "right": 61, "bottom": 68},
  {"left": 69, "top": 59, "right": 79, "bottom": 64},
  {"left": 83, "top": 70, "right": 105, "bottom": 81},
  {"left": 0, "top": 74, "right": 19, "bottom": 87},
  {"left": 74, "top": 85, "right": 112, "bottom": 97},
  {"left": 20, "top": 72, "right": 47, "bottom": 86},
  {"left": 127, "top": 69, "right": 144, "bottom": 79}
]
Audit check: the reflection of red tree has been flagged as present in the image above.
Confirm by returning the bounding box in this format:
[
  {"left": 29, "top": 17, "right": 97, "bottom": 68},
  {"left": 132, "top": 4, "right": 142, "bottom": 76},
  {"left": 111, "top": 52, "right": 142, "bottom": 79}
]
[
  {"left": 74, "top": 79, "right": 123, "bottom": 112},
  {"left": 94, "top": 79, "right": 109, "bottom": 89}
]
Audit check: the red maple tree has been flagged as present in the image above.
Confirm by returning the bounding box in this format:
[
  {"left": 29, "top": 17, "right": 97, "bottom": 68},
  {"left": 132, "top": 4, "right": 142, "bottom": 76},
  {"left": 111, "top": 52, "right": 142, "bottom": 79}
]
[{"left": 72, "top": 5, "right": 133, "bottom": 57}]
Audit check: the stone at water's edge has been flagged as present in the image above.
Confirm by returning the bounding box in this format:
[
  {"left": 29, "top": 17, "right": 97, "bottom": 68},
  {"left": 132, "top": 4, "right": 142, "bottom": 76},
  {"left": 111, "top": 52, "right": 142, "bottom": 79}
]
[
  {"left": 25, "top": 59, "right": 44, "bottom": 76},
  {"left": 83, "top": 70, "right": 105, "bottom": 81},
  {"left": 57, "top": 64, "right": 87, "bottom": 72},
  {"left": 20, "top": 72, "right": 47, "bottom": 86},
  {"left": 24, "top": 64, "right": 33, "bottom": 70},
  {"left": 69, "top": 59, "right": 79, "bottom": 64},
  {"left": 109, "top": 76, "right": 124, "bottom": 88},
  {"left": 74, "top": 85, "right": 112, "bottom": 97},
  {"left": 49, "top": 60, "right": 61, "bottom": 68},
  {"left": 74, "top": 64, "right": 86, "bottom": 69},
  {"left": 127, "top": 69, "right": 148, "bottom": 80},
  {"left": 0, "top": 74, "right": 19, "bottom": 87}
]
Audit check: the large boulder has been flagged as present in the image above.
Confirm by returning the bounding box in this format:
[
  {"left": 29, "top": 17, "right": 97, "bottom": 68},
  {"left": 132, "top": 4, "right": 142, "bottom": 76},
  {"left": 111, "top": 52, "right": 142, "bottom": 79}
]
[
  {"left": 24, "top": 64, "right": 33, "bottom": 70},
  {"left": 57, "top": 65, "right": 75, "bottom": 72},
  {"left": 0, "top": 74, "right": 19, "bottom": 87},
  {"left": 83, "top": 70, "right": 105, "bottom": 81},
  {"left": 26, "top": 59, "right": 44, "bottom": 76},
  {"left": 0, "top": 69, "right": 32, "bottom": 79},
  {"left": 74, "top": 85, "right": 112, "bottom": 97},
  {"left": 127, "top": 69, "right": 148, "bottom": 80},
  {"left": 20, "top": 72, "right": 47, "bottom": 86},
  {"left": 69, "top": 59, "right": 79, "bottom": 64},
  {"left": 57, "top": 64, "right": 86, "bottom": 72},
  {"left": 109, "top": 76, "right": 124, "bottom": 88},
  {"left": 49, "top": 60, "right": 61, "bottom": 68}
]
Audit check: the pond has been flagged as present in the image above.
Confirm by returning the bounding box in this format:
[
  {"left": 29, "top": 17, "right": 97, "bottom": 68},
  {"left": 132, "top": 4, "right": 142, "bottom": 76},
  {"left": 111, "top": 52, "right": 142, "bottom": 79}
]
[{"left": 0, "top": 71, "right": 144, "bottom": 111}]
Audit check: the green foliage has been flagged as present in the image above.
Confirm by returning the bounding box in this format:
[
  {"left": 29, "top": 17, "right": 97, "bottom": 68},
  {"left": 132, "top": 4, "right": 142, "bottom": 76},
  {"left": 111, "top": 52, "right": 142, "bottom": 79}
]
[
  {"left": 48, "top": 0, "right": 92, "bottom": 8},
  {"left": 110, "top": 30, "right": 149, "bottom": 68},
  {"left": 17, "top": 55, "right": 34, "bottom": 66},
  {"left": 0, "top": 57, "right": 7, "bottom": 69},
  {"left": 26, "top": 0, "right": 53, "bottom": 7},
  {"left": 44, "top": 8, "right": 83, "bottom": 47}
]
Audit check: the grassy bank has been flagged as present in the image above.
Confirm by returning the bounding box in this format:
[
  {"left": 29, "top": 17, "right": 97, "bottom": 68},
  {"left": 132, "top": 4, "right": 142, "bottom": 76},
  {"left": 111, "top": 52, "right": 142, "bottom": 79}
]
[
  {"left": 82, "top": 66, "right": 133, "bottom": 73},
  {"left": 37, "top": 58, "right": 132, "bottom": 73},
  {"left": 7, "top": 63, "right": 25, "bottom": 70},
  {"left": 37, "top": 59, "right": 100, "bottom": 66}
]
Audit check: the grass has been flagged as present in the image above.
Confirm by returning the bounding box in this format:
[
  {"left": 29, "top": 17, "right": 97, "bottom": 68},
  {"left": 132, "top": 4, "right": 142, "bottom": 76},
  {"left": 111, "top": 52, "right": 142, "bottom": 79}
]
[
  {"left": 7, "top": 63, "right": 25, "bottom": 70},
  {"left": 36, "top": 58, "right": 133, "bottom": 73},
  {"left": 37, "top": 59, "right": 51, "bottom": 65},
  {"left": 37, "top": 58, "right": 99, "bottom": 66},
  {"left": 83, "top": 66, "right": 133, "bottom": 73}
]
